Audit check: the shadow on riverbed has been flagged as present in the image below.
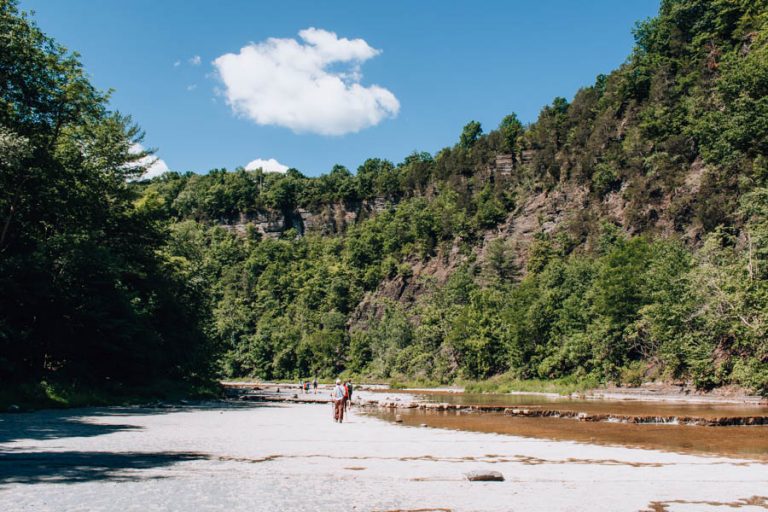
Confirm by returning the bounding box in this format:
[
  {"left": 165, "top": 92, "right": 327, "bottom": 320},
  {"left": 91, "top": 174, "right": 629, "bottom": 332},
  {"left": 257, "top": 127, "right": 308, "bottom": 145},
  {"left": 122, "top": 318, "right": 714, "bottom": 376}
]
[
  {"left": 84, "top": 400, "right": 273, "bottom": 414},
  {"left": 0, "top": 416, "right": 141, "bottom": 444},
  {"left": 0, "top": 450, "right": 206, "bottom": 485},
  {"left": 0, "top": 400, "right": 272, "bottom": 444}
]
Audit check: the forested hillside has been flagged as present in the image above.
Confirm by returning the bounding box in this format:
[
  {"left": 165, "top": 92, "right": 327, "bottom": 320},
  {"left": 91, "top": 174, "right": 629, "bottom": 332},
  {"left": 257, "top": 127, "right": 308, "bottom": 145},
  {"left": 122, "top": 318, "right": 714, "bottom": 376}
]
[{"left": 2, "top": 0, "right": 768, "bottom": 403}]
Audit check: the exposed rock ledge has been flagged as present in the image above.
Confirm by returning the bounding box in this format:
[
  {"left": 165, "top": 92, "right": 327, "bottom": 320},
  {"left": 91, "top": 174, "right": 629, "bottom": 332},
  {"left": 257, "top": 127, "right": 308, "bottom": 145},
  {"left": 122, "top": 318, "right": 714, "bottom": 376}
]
[{"left": 222, "top": 384, "right": 768, "bottom": 427}]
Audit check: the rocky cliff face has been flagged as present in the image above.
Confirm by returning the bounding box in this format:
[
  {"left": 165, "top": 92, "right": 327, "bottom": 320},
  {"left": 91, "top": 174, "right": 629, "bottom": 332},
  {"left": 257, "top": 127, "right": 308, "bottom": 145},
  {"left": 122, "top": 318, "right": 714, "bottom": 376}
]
[
  {"left": 215, "top": 141, "right": 716, "bottom": 335},
  {"left": 346, "top": 147, "right": 717, "bottom": 332},
  {"left": 219, "top": 197, "right": 390, "bottom": 239}
]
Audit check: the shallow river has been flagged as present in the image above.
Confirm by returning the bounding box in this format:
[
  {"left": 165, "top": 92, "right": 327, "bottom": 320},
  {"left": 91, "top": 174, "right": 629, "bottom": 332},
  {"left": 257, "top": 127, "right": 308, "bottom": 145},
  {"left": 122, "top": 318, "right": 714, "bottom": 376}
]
[
  {"left": 389, "top": 389, "right": 768, "bottom": 417},
  {"left": 368, "top": 391, "right": 768, "bottom": 460}
]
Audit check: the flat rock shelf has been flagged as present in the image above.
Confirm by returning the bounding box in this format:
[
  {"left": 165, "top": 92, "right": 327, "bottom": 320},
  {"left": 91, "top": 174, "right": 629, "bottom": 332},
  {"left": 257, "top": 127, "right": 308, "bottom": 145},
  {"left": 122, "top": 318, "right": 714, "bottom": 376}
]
[
  {"left": 227, "top": 384, "right": 768, "bottom": 460},
  {"left": 229, "top": 385, "right": 768, "bottom": 426},
  {"left": 1, "top": 400, "right": 766, "bottom": 512}
]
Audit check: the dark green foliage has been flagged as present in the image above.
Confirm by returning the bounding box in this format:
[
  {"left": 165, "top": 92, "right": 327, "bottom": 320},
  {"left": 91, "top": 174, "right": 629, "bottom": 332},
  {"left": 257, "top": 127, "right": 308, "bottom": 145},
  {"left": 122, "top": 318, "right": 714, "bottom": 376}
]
[
  {"left": 472, "top": 185, "right": 507, "bottom": 229},
  {"left": 499, "top": 114, "right": 524, "bottom": 157},
  {"left": 4, "top": 0, "right": 768, "bottom": 398},
  {"left": 459, "top": 121, "right": 483, "bottom": 149},
  {"left": 0, "top": 0, "right": 214, "bottom": 394},
  {"left": 484, "top": 238, "right": 518, "bottom": 282},
  {"left": 151, "top": 0, "right": 768, "bottom": 394}
]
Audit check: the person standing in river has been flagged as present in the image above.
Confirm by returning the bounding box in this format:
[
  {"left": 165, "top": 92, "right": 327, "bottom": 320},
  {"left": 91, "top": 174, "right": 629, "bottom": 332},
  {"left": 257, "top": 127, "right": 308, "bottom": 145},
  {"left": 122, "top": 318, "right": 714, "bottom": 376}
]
[{"left": 332, "top": 379, "right": 346, "bottom": 423}]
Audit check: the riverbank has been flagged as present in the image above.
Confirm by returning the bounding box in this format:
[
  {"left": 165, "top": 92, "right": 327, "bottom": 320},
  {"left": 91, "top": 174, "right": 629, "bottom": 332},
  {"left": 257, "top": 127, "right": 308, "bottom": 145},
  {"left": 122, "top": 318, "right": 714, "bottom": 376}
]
[
  {"left": 1, "top": 401, "right": 766, "bottom": 511},
  {"left": 0, "top": 380, "right": 221, "bottom": 412},
  {"left": 223, "top": 380, "right": 768, "bottom": 405},
  {"left": 225, "top": 383, "right": 768, "bottom": 424},
  {"left": 382, "top": 375, "right": 768, "bottom": 401}
]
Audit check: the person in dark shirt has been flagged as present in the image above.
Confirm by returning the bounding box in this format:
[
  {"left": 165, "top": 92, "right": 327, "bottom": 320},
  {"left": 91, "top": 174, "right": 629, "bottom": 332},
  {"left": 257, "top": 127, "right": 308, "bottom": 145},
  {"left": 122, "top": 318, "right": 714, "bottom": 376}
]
[{"left": 344, "top": 380, "right": 353, "bottom": 411}]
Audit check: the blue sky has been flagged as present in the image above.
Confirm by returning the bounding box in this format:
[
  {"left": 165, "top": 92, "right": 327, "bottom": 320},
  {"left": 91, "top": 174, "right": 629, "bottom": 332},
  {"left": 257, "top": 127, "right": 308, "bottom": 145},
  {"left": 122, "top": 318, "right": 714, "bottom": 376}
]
[{"left": 22, "top": 0, "right": 660, "bottom": 177}]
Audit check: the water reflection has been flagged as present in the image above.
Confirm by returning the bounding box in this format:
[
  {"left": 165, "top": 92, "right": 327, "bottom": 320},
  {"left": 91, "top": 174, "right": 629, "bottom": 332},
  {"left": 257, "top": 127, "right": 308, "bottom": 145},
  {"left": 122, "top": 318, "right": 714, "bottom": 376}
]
[
  {"left": 370, "top": 408, "right": 768, "bottom": 460},
  {"left": 375, "top": 390, "right": 768, "bottom": 418}
]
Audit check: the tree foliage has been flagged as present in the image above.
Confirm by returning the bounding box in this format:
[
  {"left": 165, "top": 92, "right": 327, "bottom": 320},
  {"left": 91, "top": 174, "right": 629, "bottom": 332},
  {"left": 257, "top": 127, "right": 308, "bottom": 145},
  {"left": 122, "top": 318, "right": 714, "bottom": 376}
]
[
  {"left": 0, "top": 0, "right": 214, "bottom": 393},
  {"left": 4, "top": 0, "right": 768, "bottom": 398}
]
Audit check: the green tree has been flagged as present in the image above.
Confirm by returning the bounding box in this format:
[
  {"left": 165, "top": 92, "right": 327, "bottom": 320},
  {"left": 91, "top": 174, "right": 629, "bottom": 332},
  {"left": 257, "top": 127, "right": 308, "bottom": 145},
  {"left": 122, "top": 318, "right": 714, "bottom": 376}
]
[
  {"left": 498, "top": 113, "right": 524, "bottom": 158},
  {"left": 0, "top": 1, "right": 214, "bottom": 392},
  {"left": 459, "top": 120, "right": 483, "bottom": 149}
]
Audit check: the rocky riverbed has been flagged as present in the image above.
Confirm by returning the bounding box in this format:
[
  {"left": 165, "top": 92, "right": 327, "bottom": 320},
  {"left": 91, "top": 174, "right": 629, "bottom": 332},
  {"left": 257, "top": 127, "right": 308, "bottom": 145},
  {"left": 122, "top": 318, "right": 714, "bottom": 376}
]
[
  {"left": 229, "top": 383, "right": 768, "bottom": 459},
  {"left": 228, "top": 383, "right": 768, "bottom": 426},
  {"left": 2, "top": 397, "right": 766, "bottom": 511}
]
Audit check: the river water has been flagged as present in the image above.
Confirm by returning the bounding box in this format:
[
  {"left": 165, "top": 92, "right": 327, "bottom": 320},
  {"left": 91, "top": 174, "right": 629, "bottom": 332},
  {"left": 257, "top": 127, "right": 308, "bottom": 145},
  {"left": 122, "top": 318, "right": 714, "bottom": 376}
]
[
  {"left": 422, "top": 390, "right": 767, "bottom": 416},
  {"left": 368, "top": 390, "right": 768, "bottom": 460}
]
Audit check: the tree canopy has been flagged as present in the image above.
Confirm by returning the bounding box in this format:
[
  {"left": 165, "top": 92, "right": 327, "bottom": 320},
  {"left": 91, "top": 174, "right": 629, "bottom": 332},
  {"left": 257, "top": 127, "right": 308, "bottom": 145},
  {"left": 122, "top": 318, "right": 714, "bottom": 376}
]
[{"left": 3, "top": 0, "right": 768, "bottom": 402}]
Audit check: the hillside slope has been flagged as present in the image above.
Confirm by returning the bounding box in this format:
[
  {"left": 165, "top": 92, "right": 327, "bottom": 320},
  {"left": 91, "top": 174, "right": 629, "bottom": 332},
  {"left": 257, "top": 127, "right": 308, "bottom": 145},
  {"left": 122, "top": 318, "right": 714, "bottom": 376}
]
[{"left": 140, "top": 0, "right": 768, "bottom": 393}]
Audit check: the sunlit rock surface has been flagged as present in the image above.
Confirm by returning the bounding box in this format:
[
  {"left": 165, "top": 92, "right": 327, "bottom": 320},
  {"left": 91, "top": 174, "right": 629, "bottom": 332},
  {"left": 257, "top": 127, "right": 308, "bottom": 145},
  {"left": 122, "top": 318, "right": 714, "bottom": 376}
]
[{"left": 1, "top": 401, "right": 766, "bottom": 511}]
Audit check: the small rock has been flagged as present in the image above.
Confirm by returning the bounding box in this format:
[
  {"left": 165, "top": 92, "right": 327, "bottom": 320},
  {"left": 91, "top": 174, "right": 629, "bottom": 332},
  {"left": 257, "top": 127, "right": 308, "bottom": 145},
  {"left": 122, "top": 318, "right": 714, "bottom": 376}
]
[
  {"left": 292, "top": 394, "right": 298, "bottom": 399},
  {"left": 395, "top": 414, "right": 403, "bottom": 423},
  {"left": 464, "top": 470, "right": 504, "bottom": 482},
  {"left": 420, "top": 423, "right": 428, "bottom": 427},
  {"left": 7, "top": 404, "right": 20, "bottom": 413}
]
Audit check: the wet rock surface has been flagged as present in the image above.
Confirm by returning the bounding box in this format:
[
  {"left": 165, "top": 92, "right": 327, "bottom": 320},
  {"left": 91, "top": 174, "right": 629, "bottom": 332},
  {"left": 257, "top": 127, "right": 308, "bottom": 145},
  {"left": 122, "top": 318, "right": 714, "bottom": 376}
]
[{"left": 465, "top": 470, "right": 505, "bottom": 481}]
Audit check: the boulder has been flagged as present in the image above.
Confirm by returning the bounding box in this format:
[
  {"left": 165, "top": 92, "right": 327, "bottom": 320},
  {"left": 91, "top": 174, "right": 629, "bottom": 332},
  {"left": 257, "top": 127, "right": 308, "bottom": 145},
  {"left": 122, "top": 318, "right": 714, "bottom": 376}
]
[{"left": 464, "top": 470, "right": 505, "bottom": 482}]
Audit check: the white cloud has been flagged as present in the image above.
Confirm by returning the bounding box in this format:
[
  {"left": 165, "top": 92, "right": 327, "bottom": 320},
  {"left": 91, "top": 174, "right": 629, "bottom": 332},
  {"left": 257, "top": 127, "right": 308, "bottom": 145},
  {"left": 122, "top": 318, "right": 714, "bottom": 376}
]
[
  {"left": 130, "top": 143, "right": 170, "bottom": 179},
  {"left": 187, "top": 84, "right": 198, "bottom": 91},
  {"left": 173, "top": 60, "right": 181, "bottom": 67},
  {"left": 213, "top": 27, "right": 399, "bottom": 136},
  {"left": 245, "top": 157, "right": 289, "bottom": 173},
  {"left": 189, "top": 55, "right": 201, "bottom": 66},
  {"left": 144, "top": 157, "right": 170, "bottom": 178}
]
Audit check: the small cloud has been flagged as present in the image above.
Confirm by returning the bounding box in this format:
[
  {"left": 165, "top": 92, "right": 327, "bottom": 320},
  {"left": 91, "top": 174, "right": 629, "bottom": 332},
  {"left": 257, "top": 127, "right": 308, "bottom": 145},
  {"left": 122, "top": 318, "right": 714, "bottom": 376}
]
[
  {"left": 245, "top": 157, "right": 289, "bottom": 173},
  {"left": 213, "top": 27, "right": 399, "bottom": 136},
  {"left": 187, "top": 84, "right": 198, "bottom": 91},
  {"left": 145, "top": 158, "right": 170, "bottom": 178},
  {"left": 173, "top": 60, "right": 181, "bottom": 67},
  {"left": 189, "top": 55, "right": 201, "bottom": 66},
  {"left": 130, "top": 143, "right": 170, "bottom": 179}
]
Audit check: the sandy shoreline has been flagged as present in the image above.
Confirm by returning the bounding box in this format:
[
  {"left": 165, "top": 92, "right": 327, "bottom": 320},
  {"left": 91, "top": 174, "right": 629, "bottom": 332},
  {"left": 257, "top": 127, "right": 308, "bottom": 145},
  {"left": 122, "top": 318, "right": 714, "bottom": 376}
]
[{"left": 1, "top": 400, "right": 767, "bottom": 512}]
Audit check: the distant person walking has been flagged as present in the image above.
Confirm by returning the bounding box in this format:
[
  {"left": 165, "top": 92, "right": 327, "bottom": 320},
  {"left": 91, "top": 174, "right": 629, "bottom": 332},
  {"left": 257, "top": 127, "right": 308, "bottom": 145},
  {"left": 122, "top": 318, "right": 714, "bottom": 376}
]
[
  {"left": 346, "top": 380, "right": 354, "bottom": 409},
  {"left": 332, "top": 378, "right": 346, "bottom": 423},
  {"left": 312, "top": 377, "right": 318, "bottom": 394}
]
